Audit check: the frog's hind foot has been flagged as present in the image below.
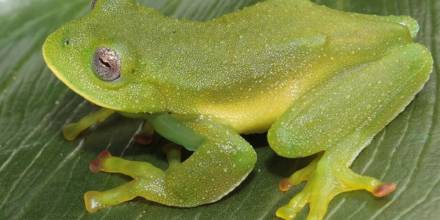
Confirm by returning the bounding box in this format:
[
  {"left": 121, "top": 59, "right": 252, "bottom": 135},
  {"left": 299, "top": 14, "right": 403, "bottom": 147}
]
[{"left": 276, "top": 154, "right": 396, "bottom": 220}]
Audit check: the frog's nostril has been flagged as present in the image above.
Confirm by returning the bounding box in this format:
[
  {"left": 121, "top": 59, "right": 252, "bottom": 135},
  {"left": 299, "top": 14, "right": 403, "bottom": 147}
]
[{"left": 63, "top": 39, "right": 70, "bottom": 46}]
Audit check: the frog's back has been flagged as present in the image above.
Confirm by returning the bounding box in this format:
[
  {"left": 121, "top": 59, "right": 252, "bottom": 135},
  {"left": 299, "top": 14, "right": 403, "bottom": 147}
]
[
  {"left": 132, "top": 0, "right": 415, "bottom": 133},
  {"left": 145, "top": 0, "right": 322, "bottom": 90}
]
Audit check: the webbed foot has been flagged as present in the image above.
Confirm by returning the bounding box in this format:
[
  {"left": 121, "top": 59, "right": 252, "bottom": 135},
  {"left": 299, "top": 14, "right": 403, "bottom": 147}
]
[{"left": 276, "top": 155, "right": 396, "bottom": 220}]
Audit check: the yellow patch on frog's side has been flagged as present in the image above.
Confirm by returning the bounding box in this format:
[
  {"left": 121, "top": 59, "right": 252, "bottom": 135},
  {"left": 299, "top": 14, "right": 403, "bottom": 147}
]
[
  {"left": 197, "top": 75, "right": 320, "bottom": 134},
  {"left": 196, "top": 55, "right": 369, "bottom": 134},
  {"left": 198, "top": 84, "right": 297, "bottom": 134}
]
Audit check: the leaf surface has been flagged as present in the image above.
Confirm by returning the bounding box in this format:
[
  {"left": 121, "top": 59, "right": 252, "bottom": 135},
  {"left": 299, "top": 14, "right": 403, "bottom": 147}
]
[{"left": 0, "top": 0, "right": 439, "bottom": 219}]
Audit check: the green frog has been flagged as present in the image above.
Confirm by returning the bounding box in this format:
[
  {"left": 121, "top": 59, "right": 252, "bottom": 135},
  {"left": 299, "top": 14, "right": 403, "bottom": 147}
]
[{"left": 42, "top": 0, "right": 433, "bottom": 219}]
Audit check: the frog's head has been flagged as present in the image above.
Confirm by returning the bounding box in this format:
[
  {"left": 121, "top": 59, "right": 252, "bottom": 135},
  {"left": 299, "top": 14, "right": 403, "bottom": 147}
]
[{"left": 43, "top": 0, "right": 166, "bottom": 113}]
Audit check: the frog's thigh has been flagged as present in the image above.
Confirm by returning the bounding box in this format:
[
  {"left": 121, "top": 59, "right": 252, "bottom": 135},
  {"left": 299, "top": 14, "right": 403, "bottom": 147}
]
[
  {"left": 268, "top": 43, "right": 432, "bottom": 220},
  {"left": 268, "top": 43, "right": 432, "bottom": 159},
  {"left": 83, "top": 113, "right": 257, "bottom": 212}
]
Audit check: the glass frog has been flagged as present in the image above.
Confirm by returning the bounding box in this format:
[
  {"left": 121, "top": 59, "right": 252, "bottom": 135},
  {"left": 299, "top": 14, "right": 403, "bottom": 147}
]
[{"left": 42, "top": 0, "right": 433, "bottom": 219}]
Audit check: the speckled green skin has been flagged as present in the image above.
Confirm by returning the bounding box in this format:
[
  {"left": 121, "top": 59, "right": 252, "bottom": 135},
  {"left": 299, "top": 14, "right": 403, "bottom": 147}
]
[{"left": 42, "top": 0, "right": 433, "bottom": 219}]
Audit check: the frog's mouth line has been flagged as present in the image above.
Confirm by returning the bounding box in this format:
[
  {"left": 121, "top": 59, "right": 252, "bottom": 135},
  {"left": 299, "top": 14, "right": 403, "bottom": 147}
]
[{"left": 42, "top": 40, "right": 118, "bottom": 112}]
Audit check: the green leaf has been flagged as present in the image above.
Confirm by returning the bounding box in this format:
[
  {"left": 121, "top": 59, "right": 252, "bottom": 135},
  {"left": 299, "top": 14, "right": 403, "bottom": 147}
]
[{"left": 0, "top": 0, "right": 439, "bottom": 219}]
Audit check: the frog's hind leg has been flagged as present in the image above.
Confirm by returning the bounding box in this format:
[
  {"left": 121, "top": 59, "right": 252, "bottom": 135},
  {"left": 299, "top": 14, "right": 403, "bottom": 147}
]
[
  {"left": 268, "top": 43, "right": 432, "bottom": 220},
  {"left": 63, "top": 108, "right": 114, "bottom": 140}
]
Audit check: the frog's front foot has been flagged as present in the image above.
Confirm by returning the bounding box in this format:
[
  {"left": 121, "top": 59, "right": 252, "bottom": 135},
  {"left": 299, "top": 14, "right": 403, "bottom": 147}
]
[
  {"left": 84, "top": 150, "right": 167, "bottom": 213},
  {"left": 276, "top": 154, "right": 396, "bottom": 220}
]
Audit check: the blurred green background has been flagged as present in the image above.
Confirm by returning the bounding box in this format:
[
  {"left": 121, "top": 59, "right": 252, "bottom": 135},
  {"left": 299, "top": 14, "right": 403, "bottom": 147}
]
[{"left": 0, "top": 0, "right": 439, "bottom": 219}]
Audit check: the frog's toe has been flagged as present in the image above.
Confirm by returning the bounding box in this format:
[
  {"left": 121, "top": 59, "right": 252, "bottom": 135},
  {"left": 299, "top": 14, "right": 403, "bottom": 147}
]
[
  {"left": 134, "top": 122, "right": 155, "bottom": 145},
  {"left": 63, "top": 109, "right": 115, "bottom": 141},
  {"left": 134, "top": 133, "right": 153, "bottom": 145},
  {"left": 279, "top": 157, "right": 318, "bottom": 192},
  {"left": 63, "top": 122, "right": 83, "bottom": 141},
  {"left": 84, "top": 191, "right": 102, "bottom": 213},
  {"left": 84, "top": 181, "right": 148, "bottom": 213},
  {"left": 276, "top": 191, "right": 309, "bottom": 219},
  {"left": 89, "top": 150, "right": 112, "bottom": 173},
  {"left": 373, "top": 183, "right": 397, "bottom": 197},
  {"left": 276, "top": 155, "right": 396, "bottom": 220}
]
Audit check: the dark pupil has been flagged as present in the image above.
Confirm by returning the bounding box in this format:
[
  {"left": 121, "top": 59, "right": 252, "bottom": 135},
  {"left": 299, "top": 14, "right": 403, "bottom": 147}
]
[{"left": 93, "top": 48, "right": 121, "bottom": 81}]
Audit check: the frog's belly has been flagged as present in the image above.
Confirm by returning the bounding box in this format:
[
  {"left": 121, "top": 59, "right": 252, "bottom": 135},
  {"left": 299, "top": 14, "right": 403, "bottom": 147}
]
[{"left": 197, "top": 82, "right": 298, "bottom": 134}]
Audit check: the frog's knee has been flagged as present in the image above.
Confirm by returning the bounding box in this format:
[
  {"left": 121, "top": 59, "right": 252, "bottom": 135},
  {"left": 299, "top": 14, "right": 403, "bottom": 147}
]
[
  {"left": 400, "top": 43, "right": 433, "bottom": 70},
  {"left": 386, "top": 43, "right": 432, "bottom": 89},
  {"left": 268, "top": 126, "right": 294, "bottom": 157},
  {"left": 267, "top": 126, "right": 320, "bottom": 158}
]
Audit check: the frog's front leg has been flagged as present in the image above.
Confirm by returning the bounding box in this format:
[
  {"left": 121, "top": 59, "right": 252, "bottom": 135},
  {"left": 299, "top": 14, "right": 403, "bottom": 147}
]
[
  {"left": 84, "top": 113, "right": 257, "bottom": 212},
  {"left": 268, "top": 43, "right": 432, "bottom": 220},
  {"left": 63, "top": 108, "right": 115, "bottom": 140}
]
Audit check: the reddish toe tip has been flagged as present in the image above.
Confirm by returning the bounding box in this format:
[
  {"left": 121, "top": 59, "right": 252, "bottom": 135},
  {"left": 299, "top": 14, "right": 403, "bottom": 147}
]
[
  {"left": 134, "top": 134, "right": 153, "bottom": 145},
  {"left": 89, "top": 150, "right": 111, "bottom": 173},
  {"left": 97, "top": 150, "right": 111, "bottom": 159},
  {"left": 279, "top": 178, "right": 293, "bottom": 192},
  {"left": 373, "top": 183, "right": 397, "bottom": 197},
  {"left": 89, "top": 159, "right": 101, "bottom": 173}
]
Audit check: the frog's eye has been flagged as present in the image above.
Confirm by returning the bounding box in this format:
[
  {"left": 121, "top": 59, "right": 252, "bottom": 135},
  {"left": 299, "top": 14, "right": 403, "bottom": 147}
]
[{"left": 93, "top": 48, "right": 121, "bottom": 81}]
